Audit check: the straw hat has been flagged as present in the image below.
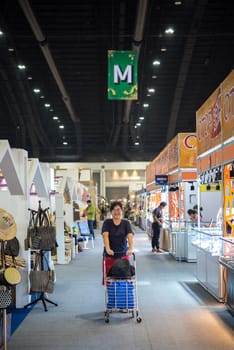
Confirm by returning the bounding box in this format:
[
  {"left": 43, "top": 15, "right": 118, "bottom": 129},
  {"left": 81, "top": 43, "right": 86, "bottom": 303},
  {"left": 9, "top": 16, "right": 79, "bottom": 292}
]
[{"left": 0, "top": 209, "right": 17, "bottom": 241}]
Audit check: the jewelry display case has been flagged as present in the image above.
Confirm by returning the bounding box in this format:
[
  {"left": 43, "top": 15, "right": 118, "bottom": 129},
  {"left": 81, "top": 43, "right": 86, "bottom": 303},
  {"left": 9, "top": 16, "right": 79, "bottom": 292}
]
[
  {"left": 219, "top": 237, "right": 234, "bottom": 315},
  {"left": 167, "top": 221, "right": 197, "bottom": 262},
  {"left": 192, "top": 227, "right": 225, "bottom": 302}
]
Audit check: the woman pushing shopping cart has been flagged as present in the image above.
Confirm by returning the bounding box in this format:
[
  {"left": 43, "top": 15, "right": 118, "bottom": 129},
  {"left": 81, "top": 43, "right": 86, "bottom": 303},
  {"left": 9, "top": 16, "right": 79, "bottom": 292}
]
[{"left": 101, "top": 200, "right": 142, "bottom": 323}]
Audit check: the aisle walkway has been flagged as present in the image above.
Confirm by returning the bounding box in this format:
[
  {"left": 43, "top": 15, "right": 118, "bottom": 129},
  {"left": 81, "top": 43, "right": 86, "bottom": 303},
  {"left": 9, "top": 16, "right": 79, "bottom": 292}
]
[{"left": 8, "top": 228, "right": 234, "bottom": 350}]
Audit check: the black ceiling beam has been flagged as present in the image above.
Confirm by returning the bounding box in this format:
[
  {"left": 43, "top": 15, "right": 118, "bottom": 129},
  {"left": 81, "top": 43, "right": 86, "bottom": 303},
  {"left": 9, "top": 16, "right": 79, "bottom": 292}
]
[
  {"left": 18, "top": 0, "right": 83, "bottom": 158},
  {"left": 166, "top": 0, "right": 208, "bottom": 143}
]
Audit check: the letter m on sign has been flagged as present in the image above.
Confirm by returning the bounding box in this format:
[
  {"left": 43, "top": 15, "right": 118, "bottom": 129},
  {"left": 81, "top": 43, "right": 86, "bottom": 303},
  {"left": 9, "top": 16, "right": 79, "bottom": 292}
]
[{"left": 108, "top": 50, "right": 138, "bottom": 100}]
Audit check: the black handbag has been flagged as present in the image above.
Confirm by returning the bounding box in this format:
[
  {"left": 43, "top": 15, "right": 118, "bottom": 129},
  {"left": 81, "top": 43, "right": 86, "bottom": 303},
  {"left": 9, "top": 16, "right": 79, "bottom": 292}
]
[
  {"left": 29, "top": 253, "right": 55, "bottom": 294},
  {"left": 27, "top": 209, "right": 56, "bottom": 250}
]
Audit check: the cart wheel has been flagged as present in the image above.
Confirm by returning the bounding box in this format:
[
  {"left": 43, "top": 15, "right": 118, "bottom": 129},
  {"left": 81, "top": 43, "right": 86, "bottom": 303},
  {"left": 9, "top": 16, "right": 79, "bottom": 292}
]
[
  {"left": 136, "top": 317, "right": 142, "bottom": 323},
  {"left": 105, "top": 317, "right": 110, "bottom": 323}
]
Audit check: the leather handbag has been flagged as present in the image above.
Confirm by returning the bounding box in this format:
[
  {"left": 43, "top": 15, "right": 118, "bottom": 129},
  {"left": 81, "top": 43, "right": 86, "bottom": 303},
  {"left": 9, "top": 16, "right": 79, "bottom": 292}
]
[
  {"left": 27, "top": 209, "right": 56, "bottom": 250},
  {"left": 29, "top": 253, "right": 55, "bottom": 294},
  {"left": 0, "top": 242, "right": 21, "bottom": 287}
]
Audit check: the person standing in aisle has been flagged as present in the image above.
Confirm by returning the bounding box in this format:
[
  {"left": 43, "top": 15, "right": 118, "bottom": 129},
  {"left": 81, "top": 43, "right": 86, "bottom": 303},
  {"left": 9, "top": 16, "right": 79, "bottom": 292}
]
[
  {"left": 151, "top": 201, "right": 167, "bottom": 252},
  {"left": 86, "top": 199, "right": 96, "bottom": 239},
  {"left": 101, "top": 201, "right": 134, "bottom": 283}
]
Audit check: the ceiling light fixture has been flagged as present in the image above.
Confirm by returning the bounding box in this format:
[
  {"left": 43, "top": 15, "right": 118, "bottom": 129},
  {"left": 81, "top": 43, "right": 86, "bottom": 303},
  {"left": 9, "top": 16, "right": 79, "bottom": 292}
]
[
  {"left": 139, "top": 116, "right": 144, "bottom": 120},
  {"left": 40, "top": 95, "right": 45, "bottom": 99},
  {"left": 53, "top": 116, "right": 58, "bottom": 120},
  {"left": 44, "top": 103, "right": 51, "bottom": 108},
  {"left": 160, "top": 48, "right": 167, "bottom": 52},
  {"left": 59, "top": 125, "right": 64, "bottom": 129},
  {"left": 174, "top": 1, "right": 182, "bottom": 5},
  {"left": 152, "top": 75, "right": 157, "bottom": 79},
  {"left": 8, "top": 48, "right": 14, "bottom": 52},
  {"left": 153, "top": 60, "right": 160, "bottom": 66},
  {"left": 165, "top": 28, "right": 174, "bottom": 34},
  {"left": 134, "top": 142, "right": 139, "bottom": 146},
  {"left": 0, "top": 30, "right": 4, "bottom": 36},
  {"left": 27, "top": 76, "right": 32, "bottom": 80},
  {"left": 63, "top": 142, "right": 68, "bottom": 145},
  {"left": 148, "top": 88, "right": 155, "bottom": 93},
  {"left": 143, "top": 103, "right": 149, "bottom": 107},
  {"left": 17, "top": 64, "right": 26, "bottom": 70},
  {"left": 33, "top": 88, "right": 40, "bottom": 93}
]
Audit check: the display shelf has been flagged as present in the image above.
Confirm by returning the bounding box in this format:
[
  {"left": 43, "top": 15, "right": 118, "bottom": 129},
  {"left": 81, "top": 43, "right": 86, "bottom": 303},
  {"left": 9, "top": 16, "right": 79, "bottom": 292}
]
[{"left": 191, "top": 227, "right": 225, "bottom": 302}]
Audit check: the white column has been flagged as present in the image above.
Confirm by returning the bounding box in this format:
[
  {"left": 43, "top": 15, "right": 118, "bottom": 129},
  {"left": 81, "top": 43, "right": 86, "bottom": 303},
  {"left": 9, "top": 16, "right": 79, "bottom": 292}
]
[
  {"left": 100, "top": 167, "right": 106, "bottom": 198},
  {"left": 55, "top": 194, "right": 65, "bottom": 264}
]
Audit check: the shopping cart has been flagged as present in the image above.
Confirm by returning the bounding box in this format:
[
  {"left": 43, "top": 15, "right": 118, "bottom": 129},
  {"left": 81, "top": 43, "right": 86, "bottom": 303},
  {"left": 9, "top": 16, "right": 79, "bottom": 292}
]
[{"left": 103, "top": 252, "right": 142, "bottom": 323}]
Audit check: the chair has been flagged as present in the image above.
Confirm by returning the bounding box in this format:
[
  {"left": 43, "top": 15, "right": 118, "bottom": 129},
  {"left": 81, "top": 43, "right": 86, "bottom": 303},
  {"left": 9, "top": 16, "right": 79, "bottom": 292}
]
[{"left": 77, "top": 221, "right": 94, "bottom": 249}]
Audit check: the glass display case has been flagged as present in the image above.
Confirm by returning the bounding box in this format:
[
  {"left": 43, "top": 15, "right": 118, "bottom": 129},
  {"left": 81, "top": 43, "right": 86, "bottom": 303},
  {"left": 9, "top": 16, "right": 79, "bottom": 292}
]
[
  {"left": 191, "top": 227, "right": 223, "bottom": 256},
  {"left": 166, "top": 220, "right": 197, "bottom": 262},
  {"left": 219, "top": 237, "right": 234, "bottom": 271},
  {"left": 191, "top": 227, "right": 225, "bottom": 302},
  {"left": 219, "top": 237, "right": 234, "bottom": 315}
]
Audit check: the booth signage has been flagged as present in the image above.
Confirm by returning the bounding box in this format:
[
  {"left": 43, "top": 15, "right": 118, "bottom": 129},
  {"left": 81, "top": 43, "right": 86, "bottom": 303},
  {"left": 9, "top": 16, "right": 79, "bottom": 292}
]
[
  {"left": 107, "top": 50, "right": 138, "bottom": 100},
  {"left": 155, "top": 175, "right": 168, "bottom": 185}
]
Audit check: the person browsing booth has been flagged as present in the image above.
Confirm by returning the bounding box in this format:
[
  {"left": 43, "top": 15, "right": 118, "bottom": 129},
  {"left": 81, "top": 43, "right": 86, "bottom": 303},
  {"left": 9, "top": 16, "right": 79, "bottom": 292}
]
[{"left": 85, "top": 199, "right": 96, "bottom": 239}]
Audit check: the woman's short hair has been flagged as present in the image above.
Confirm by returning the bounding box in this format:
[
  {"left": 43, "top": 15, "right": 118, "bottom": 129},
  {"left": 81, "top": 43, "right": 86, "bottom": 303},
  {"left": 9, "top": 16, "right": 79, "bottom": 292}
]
[{"left": 110, "top": 201, "right": 123, "bottom": 211}]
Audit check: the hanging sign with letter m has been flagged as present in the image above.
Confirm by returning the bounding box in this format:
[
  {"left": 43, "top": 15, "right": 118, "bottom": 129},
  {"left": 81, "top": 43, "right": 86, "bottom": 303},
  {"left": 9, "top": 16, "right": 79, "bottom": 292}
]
[{"left": 108, "top": 50, "right": 138, "bottom": 100}]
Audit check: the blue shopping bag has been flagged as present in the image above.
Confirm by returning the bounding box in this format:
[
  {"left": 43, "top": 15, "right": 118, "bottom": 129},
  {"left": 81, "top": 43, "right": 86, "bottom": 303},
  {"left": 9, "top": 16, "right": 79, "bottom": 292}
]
[{"left": 107, "top": 281, "right": 135, "bottom": 309}]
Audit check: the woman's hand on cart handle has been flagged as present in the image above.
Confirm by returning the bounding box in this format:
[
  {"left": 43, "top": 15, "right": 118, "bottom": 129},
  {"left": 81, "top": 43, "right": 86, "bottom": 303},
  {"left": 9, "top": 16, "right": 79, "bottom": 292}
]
[
  {"left": 106, "top": 248, "right": 114, "bottom": 256},
  {"left": 126, "top": 248, "right": 133, "bottom": 255}
]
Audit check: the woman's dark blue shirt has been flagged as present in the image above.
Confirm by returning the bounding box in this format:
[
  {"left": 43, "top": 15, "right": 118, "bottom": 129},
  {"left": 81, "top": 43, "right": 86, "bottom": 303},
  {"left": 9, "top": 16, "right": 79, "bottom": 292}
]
[{"left": 101, "top": 218, "right": 133, "bottom": 258}]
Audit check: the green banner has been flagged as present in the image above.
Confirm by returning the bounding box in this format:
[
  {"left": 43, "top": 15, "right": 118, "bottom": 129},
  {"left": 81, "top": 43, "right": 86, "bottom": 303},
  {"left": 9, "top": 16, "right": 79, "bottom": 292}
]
[{"left": 108, "top": 50, "right": 138, "bottom": 100}]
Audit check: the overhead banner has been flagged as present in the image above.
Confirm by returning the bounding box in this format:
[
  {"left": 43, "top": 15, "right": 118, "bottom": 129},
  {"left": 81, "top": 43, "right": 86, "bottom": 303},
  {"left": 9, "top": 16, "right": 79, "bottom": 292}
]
[
  {"left": 222, "top": 70, "right": 234, "bottom": 142},
  {"left": 196, "top": 86, "right": 222, "bottom": 156},
  {"left": 108, "top": 50, "right": 138, "bottom": 100}
]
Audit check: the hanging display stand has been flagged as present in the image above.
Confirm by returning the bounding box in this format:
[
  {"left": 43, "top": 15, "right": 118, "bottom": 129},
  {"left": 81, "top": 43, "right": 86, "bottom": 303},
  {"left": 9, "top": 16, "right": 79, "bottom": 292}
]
[{"left": 24, "top": 201, "right": 58, "bottom": 312}]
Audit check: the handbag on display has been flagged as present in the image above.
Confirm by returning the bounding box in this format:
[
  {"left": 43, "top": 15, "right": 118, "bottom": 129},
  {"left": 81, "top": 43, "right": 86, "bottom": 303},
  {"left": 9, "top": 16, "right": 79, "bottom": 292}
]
[
  {"left": 0, "top": 241, "right": 21, "bottom": 287},
  {"left": 27, "top": 208, "right": 56, "bottom": 250},
  {"left": 29, "top": 253, "right": 55, "bottom": 294}
]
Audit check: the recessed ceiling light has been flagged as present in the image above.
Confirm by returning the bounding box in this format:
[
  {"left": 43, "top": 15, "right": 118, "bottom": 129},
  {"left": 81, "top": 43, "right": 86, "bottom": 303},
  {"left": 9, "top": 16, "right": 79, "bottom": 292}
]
[
  {"left": 148, "top": 88, "right": 155, "bottom": 93},
  {"left": 152, "top": 75, "right": 157, "bottom": 79},
  {"left": 8, "top": 48, "right": 14, "bottom": 52},
  {"left": 174, "top": 1, "right": 182, "bottom": 5},
  {"left": 139, "top": 116, "right": 144, "bottom": 120},
  {"left": 0, "top": 30, "right": 4, "bottom": 36},
  {"left": 27, "top": 76, "right": 33, "bottom": 80},
  {"left": 165, "top": 28, "right": 174, "bottom": 34},
  {"left": 50, "top": 109, "right": 54, "bottom": 112},
  {"left": 161, "top": 47, "right": 167, "bottom": 52},
  {"left": 44, "top": 103, "right": 51, "bottom": 108},
  {"left": 136, "top": 123, "right": 141, "bottom": 126},
  {"left": 17, "top": 64, "right": 26, "bottom": 70},
  {"left": 53, "top": 116, "right": 58, "bottom": 120},
  {"left": 143, "top": 103, "right": 149, "bottom": 108},
  {"left": 63, "top": 142, "right": 68, "bottom": 145},
  {"left": 40, "top": 95, "right": 45, "bottom": 99},
  {"left": 59, "top": 125, "right": 64, "bottom": 129},
  {"left": 134, "top": 142, "right": 140, "bottom": 146},
  {"left": 33, "top": 88, "right": 40, "bottom": 93},
  {"left": 153, "top": 60, "right": 160, "bottom": 66}
]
